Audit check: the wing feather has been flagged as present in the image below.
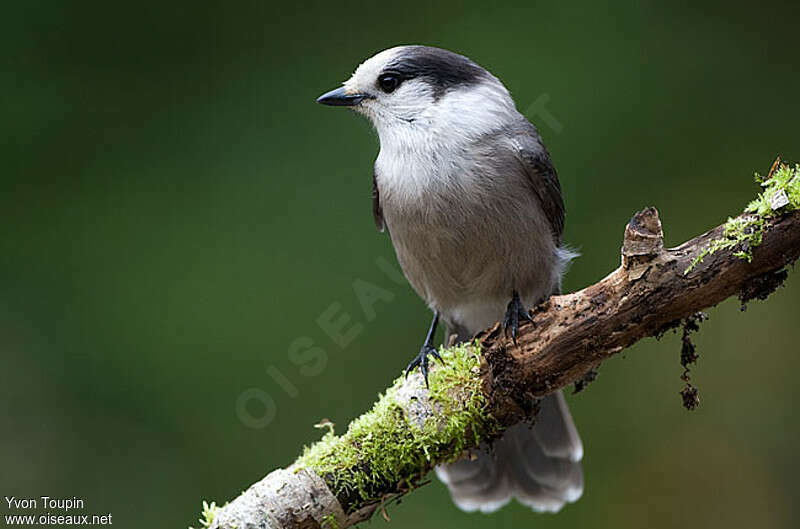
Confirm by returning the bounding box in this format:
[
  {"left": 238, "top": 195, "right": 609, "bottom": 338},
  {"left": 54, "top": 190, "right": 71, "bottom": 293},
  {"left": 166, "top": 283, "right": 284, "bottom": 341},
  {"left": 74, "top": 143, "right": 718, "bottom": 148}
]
[
  {"left": 510, "top": 123, "right": 565, "bottom": 245},
  {"left": 372, "top": 171, "right": 384, "bottom": 232}
]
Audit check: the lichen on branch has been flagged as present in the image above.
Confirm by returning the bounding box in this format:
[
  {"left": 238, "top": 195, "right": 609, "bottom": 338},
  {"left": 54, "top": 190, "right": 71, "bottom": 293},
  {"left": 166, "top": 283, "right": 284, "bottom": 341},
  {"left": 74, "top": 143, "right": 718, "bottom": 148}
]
[
  {"left": 294, "top": 342, "right": 501, "bottom": 512},
  {"left": 686, "top": 161, "right": 800, "bottom": 273},
  {"left": 198, "top": 159, "right": 800, "bottom": 529},
  {"left": 189, "top": 501, "right": 221, "bottom": 529}
]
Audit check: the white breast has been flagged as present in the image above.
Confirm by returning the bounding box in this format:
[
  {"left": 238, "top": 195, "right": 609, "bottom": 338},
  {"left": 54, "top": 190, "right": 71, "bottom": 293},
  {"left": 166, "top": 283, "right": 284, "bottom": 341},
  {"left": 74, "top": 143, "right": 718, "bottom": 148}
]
[{"left": 371, "top": 80, "right": 566, "bottom": 335}]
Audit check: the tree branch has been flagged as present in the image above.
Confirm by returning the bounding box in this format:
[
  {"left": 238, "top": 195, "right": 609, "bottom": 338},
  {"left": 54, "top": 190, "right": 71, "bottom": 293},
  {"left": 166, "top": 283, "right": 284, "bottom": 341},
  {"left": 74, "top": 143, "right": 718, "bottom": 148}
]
[{"left": 201, "top": 165, "right": 800, "bottom": 529}]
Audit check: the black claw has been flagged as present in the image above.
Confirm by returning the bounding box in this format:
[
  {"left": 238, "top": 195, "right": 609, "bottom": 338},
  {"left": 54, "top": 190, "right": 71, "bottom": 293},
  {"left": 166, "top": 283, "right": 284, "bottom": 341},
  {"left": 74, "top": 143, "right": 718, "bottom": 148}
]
[
  {"left": 503, "top": 291, "right": 534, "bottom": 345},
  {"left": 405, "top": 356, "right": 420, "bottom": 375},
  {"left": 430, "top": 348, "right": 445, "bottom": 365},
  {"left": 406, "top": 313, "right": 445, "bottom": 388},
  {"left": 406, "top": 345, "right": 442, "bottom": 387}
]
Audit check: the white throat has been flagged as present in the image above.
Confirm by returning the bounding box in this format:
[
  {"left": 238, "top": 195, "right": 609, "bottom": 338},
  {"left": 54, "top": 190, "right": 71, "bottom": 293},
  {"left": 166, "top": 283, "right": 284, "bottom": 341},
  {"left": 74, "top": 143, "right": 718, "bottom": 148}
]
[{"left": 372, "top": 81, "right": 518, "bottom": 202}]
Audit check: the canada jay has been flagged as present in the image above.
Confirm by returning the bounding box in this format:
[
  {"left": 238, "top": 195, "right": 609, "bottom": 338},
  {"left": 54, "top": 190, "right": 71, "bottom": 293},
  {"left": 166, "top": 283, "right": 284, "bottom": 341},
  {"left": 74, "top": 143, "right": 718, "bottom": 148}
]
[{"left": 317, "top": 45, "right": 583, "bottom": 514}]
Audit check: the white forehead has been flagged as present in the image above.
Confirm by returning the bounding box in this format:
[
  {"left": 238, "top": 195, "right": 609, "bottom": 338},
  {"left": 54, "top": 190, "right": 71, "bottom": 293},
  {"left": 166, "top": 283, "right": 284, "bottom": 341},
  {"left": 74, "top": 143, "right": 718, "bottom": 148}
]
[{"left": 343, "top": 47, "right": 404, "bottom": 93}]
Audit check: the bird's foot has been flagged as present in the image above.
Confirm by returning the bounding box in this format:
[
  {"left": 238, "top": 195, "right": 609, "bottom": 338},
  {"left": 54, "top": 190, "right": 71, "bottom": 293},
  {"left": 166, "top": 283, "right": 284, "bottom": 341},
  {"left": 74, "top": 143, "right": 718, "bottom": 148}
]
[
  {"left": 503, "top": 291, "right": 533, "bottom": 344},
  {"left": 406, "top": 343, "right": 444, "bottom": 388}
]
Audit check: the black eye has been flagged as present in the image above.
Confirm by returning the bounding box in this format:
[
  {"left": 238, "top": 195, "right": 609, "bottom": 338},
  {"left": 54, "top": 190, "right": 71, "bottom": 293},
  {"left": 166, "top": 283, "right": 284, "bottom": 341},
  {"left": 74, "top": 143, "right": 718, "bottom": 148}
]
[{"left": 378, "top": 74, "right": 401, "bottom": 93}]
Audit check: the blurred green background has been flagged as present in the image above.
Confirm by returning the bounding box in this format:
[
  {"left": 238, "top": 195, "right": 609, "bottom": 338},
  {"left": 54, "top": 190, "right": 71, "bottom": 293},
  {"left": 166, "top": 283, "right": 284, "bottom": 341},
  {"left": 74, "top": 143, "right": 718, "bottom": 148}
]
[{"left": 2, "top": 1, "right": 799, "bottom": 527}]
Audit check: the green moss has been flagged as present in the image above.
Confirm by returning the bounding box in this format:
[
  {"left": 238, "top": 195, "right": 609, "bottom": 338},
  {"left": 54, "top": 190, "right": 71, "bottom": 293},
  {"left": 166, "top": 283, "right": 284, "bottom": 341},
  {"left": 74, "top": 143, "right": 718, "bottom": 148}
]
[
  {"left": 189, "top": 501, "right": 221, "bottom": 529},
  {"left": 293, "top": 341, "right": 499, "bottom": 511},
  {"left": 685, "top": 162, "right": 800, "bottom": 274},
  {"left": 320, "top": 513, "right": 338, "bottom": 529}
]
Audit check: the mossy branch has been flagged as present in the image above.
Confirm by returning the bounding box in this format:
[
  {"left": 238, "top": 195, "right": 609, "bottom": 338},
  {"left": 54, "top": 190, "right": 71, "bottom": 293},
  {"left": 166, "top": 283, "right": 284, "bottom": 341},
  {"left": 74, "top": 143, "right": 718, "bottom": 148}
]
[{"left": 201, "top": 162, "right": 800, "bottom": 529}]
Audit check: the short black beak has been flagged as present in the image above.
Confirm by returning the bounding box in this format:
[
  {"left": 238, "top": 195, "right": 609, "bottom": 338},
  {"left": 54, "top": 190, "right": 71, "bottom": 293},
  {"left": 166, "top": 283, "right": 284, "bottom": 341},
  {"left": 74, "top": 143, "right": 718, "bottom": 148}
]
[{"left": 316, "top": 86, "right": 370, "bottom": 107}]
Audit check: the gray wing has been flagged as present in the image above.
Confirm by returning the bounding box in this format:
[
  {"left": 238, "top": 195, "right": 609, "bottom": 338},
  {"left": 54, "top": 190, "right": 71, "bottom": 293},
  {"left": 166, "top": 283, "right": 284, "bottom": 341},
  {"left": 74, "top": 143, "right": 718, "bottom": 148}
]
[
  {"left": 372, "top": 171, "right": 384, "bottom": 232},
  {"left": 510, "top": 123, "right": 565, "bottom": 245}
]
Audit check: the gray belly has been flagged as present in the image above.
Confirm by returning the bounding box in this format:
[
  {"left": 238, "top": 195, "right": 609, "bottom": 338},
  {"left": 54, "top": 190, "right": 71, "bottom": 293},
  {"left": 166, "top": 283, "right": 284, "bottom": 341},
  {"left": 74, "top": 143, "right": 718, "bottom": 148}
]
[{"left": 383, "top": 192, "right": 559, "bottom": 334}]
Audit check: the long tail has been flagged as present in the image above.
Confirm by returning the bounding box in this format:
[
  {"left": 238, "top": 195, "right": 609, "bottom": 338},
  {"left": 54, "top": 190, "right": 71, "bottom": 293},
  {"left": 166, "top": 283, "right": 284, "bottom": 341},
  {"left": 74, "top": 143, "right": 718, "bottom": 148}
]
[{"left": 435, "top": 391, "right": 584, "bottom": 513}]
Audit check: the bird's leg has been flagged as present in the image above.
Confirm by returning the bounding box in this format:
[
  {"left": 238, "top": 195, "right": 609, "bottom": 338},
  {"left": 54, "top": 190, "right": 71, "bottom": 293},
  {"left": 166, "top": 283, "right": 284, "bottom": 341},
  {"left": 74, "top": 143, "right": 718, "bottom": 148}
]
[
  {"left": 503, "top": 290, "right": 534, "bottom": 345},
  {"left": 405, "top": 312, "right": 445, "bottom": 387}
]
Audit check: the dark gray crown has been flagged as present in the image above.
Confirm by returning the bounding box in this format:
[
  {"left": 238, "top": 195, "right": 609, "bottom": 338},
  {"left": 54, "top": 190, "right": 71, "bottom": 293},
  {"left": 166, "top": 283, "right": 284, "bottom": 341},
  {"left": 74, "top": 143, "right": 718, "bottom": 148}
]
[{"left": 382, "top": 46, "right": 489, "bottom": 98}]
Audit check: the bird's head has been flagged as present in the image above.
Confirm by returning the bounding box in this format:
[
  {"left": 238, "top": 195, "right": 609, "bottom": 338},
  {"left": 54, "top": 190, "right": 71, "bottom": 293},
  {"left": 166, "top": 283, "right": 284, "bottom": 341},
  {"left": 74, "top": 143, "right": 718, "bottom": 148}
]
[{"left": 317, "top": 45, "right": 516, "bottom": 143}]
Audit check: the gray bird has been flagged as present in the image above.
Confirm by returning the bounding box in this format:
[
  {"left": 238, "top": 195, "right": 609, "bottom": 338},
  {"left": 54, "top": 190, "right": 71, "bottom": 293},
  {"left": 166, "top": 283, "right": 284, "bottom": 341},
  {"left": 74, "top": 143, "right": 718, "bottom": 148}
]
[{"left": 317, "top": 45, "right": 583, "bottom": 514}]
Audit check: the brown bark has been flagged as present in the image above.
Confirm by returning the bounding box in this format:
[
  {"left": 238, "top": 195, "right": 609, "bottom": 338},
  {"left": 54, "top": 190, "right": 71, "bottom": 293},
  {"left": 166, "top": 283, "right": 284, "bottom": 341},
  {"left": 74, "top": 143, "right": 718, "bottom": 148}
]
[
  {"left": 480, "top": 207, "right": 800, "bottom": 426},
  {"left": 206, "top": 206, "right": 800, "bottom": 529}
]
